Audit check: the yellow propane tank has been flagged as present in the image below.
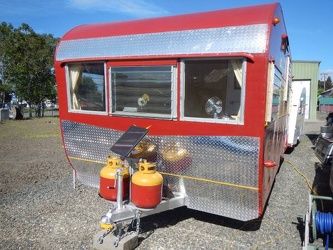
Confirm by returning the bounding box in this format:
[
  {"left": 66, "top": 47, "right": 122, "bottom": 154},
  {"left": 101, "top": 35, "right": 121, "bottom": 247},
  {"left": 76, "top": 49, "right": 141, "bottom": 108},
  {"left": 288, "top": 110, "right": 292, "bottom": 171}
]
[
  {"left": 131, "top": 159, "right": 163, "bottom": 208},
  {"left": 99, "top": 155, "right": 129, "bottom": 201}
]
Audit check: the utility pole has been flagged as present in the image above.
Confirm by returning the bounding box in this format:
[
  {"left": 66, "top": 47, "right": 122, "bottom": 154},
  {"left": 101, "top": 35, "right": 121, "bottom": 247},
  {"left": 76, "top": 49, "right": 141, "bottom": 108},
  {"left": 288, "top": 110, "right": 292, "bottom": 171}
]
[{"left": 321, "top": 73, "right": 328, "bottom": 91}]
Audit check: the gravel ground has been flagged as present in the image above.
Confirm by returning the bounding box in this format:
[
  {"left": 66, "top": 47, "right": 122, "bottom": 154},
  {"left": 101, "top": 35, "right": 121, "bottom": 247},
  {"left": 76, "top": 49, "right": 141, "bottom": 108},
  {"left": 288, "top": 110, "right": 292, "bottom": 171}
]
[{"left": 0, "top": 117, "right": 329, "bottom": 249}]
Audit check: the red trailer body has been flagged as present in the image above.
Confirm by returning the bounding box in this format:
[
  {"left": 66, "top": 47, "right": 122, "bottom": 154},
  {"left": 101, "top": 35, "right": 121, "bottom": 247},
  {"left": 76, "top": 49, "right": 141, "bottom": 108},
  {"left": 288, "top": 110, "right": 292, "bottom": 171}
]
[{"left": 54, "top": 2, "right": 292, "bottom": 221}]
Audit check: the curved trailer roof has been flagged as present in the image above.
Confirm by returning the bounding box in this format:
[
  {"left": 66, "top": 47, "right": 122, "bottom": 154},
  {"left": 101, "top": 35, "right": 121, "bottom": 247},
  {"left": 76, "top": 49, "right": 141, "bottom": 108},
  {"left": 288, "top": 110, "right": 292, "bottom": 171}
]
[{"left": 55, "top": 3, "right": 284, "bottom": 62}]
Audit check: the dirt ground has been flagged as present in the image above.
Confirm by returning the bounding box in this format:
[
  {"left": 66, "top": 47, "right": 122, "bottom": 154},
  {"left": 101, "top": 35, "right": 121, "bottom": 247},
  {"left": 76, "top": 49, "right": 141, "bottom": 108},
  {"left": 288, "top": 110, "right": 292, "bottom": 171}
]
[
  {"left": 0, "top": 118, "right": 105, "bottom": 249},
  {"left": 0, "top": 117, "right": 331, "bottom": 249}
]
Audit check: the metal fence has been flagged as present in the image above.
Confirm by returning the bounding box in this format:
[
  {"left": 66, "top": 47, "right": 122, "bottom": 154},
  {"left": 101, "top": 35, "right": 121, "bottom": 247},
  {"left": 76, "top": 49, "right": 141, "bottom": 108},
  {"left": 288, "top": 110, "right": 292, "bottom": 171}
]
[{"left": 22, "top": 108, "right": 59, "bottom": 119}]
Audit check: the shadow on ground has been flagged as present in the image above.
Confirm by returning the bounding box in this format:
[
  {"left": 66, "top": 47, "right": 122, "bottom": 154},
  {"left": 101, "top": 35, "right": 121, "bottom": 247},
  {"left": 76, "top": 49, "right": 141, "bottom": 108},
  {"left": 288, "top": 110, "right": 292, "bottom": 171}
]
[
  {"left": 137, "top": 206, "right": 264, "bottom": 245},
  {"left": 306, "top": 134, "right": 320, "bottom": 146}
]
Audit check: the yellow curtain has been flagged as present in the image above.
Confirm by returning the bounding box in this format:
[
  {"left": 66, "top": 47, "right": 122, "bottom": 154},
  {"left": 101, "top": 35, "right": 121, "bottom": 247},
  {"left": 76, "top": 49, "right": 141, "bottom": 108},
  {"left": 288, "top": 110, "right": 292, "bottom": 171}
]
[{"left": 69, "top": 64, "right": 82, "bottom": 110}]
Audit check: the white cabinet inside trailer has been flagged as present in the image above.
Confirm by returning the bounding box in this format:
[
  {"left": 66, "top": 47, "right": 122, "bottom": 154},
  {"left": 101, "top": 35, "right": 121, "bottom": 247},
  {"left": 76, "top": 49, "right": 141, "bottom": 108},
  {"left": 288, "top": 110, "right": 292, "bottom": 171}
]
[
  {"left": 287, "top": 80, "right": 310, "bottom": 147},
  {"left": 292, "top": 80, "right": 310, "bottom": 119}
]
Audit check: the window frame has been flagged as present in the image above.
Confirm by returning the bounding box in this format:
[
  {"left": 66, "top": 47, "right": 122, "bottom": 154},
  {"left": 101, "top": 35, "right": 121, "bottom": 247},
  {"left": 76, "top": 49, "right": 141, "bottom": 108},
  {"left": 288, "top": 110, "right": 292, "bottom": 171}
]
[
  {"left": 180, "top": 57, "right": 246, "bottom": 125},
  {"left": 65, "top": 61, "right": 108, "bottom": 115},
  {"left": 109, "top": 62, "right": 177, "bottom": 119}
]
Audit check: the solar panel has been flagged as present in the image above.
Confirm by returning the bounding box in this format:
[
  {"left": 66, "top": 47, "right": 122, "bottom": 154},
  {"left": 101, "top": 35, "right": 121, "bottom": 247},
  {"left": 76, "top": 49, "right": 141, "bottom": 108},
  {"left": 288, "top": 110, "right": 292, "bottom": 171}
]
[{"left": 110, "top": 125, "right": 148, "bottom": 157}]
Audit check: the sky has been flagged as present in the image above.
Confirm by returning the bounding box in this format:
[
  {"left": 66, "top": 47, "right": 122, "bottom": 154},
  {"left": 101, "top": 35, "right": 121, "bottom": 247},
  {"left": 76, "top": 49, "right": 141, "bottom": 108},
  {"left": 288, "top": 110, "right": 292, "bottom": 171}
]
[{"left": 1, "top": 0, "right": 332, "bottom": 80}]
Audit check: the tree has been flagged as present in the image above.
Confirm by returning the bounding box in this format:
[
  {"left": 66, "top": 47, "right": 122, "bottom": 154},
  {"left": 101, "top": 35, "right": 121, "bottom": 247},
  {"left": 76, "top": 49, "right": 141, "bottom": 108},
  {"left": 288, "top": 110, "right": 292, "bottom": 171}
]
[
  {"left": 318, "top": 80, "right": 324, "bottom": 96},
  {"left": 0, "top": 22, "right": 59, "bottom": 117},
  {"left": 326, "top": 76, "right": 332, "bottom": 90},
  {"left": 318, "top": 76, "right": 333, "bottom": 96},
  {"left": 0, "top": 22, "right": 14, "bottom": 107}
]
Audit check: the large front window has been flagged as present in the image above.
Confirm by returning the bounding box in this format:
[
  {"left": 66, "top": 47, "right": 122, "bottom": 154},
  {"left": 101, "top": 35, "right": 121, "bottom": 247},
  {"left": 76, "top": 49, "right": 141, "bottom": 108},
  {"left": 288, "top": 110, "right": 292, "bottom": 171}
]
[
  {"left": 67, "top": 63, "right": 106, "bottom": 112},
  {"left": 110, "top": 66, "right": 175, "bottom": 118},
  {"left": 182, "top": 59, "right": 244, "bottom": 123}
]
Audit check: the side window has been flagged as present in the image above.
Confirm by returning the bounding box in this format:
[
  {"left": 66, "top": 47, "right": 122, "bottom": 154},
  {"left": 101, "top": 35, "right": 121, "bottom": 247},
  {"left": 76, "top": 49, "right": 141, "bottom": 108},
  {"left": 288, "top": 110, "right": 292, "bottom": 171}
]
[
  {"left": 110, "top": 66, "right": 175, "bottom": 118},
  {"left": 182, "top": 59, "right": 244, "bottom": 122},
  {"left": 266, "top": 63, "right": 285, "bottom": 123},
  {"left": 67, "top": 63, "right": 106, "bottom": 112},
  {"left": 272, "top": 73, "right": 281, "bottom": 120}
]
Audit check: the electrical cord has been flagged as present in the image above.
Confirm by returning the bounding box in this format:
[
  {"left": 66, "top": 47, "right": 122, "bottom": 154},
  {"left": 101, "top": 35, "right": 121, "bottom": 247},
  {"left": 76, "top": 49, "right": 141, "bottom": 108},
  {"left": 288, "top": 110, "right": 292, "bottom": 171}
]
[
  {"left": 316, "top": 211, "right": 333, "bottom": 250},
  {"left": 227, "top": 218, "right": 285, "bottom": 250},
  {"left": 284, "top": 159, "right": 325, "bottom": 211},
  {"left": 284, "top": 159, "right": 318, "bottom": 195},
  {"left": 285, "top": 159, "right": 333, "bottom": 249},
  {"left": 228, "top": 160, "right": 324, "bottom": 249}
]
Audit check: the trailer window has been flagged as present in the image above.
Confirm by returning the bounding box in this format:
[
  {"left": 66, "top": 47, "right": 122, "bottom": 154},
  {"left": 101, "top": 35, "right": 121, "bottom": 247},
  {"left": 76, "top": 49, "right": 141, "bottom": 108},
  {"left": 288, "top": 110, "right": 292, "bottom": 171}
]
[
  {"left": 182, "top": 59, "right": 243, "bottom": 123},
  {"left": 265, "top": 65, "right": 283, "bottom": 123},
  {"left": 67, "top": 63, "right": 106, "bottom": 112},
  {"left": 110, "top": 66, "right": 175, "bottom": 118},
  {"left": 271, "top": 74, "right": 281, "bottom": 120}
]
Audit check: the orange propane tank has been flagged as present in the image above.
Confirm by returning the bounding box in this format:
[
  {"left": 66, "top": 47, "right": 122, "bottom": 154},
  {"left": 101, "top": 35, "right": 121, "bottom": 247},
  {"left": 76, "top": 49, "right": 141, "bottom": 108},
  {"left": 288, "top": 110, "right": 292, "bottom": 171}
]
[
  {"left": 99, "top": 155, "right": 129, "bottom": 201},
  {"left": 131, "top": 159, "right": 163, "bottom": 208}
]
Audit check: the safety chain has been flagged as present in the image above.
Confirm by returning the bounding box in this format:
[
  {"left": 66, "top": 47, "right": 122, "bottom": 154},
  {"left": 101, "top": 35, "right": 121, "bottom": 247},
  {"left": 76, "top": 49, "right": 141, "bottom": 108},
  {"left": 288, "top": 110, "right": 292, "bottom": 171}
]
[
  {"left": 135, "top": 210, "right": 141, "bottom": 234},
  {"left": 98, "top": 225, "right": 116, "bottom": 244},
  {"left": 114, "top": 227, "right": 122, "bottom": 247},
  {"left": 113, "top": 211, "right": 142, "bottom": 247}
]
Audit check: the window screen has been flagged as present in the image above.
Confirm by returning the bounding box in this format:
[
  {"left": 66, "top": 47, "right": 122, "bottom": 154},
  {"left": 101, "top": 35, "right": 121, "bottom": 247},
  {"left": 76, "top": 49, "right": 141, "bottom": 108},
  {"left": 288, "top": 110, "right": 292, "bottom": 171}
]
[
  {"left": 183, "top": 59, "right": 243, "bottom": 122},
  {"left": 111, "top": 66, "right": 174, "bottom": 118},
  {"left": 67, "top": 63, "right": 106, "bottom": 112}
]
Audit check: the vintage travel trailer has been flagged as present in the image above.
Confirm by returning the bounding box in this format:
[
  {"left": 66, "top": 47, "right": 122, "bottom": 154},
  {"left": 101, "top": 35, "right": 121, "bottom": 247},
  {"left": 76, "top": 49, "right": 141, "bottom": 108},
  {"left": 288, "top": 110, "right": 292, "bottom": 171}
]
[
  {"left": 286, "top": 85, "right": 306, "bottom": 149},
  {"left": 54, "top": 3, "right": 294, "bottom": 244}
]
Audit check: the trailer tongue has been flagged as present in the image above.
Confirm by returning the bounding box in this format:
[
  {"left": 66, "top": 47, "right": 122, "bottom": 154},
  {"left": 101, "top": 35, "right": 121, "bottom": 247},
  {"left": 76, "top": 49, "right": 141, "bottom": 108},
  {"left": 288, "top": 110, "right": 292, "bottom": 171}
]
[{"left": 95, "top": 125, "right": 188, "bottom": 249}]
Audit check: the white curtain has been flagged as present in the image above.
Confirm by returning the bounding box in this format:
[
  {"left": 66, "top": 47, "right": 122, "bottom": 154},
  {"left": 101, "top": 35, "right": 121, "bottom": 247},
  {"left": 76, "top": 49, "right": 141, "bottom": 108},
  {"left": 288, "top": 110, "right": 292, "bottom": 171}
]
[
  {"left": 204, "top": 68, "right": 230, "bottom": 84},
  {"left": 231, "top": 60, "right": 242, "bottom": 87},
  {"left": 69, "top": 64, "right": 82, "bottom": 110},
  {"left": 230, "top": 59, "right": 243, "bottom": 119}
]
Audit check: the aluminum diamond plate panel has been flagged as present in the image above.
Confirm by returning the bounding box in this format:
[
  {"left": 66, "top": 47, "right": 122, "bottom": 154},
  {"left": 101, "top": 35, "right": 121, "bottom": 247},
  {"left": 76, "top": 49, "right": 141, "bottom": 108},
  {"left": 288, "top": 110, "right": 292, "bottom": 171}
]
[
  {"left": 56, "top": 24, "right": 268, "bottom": 61},
  {"left": 62, "top": 120, "right": 260, "bottom": 220}
]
